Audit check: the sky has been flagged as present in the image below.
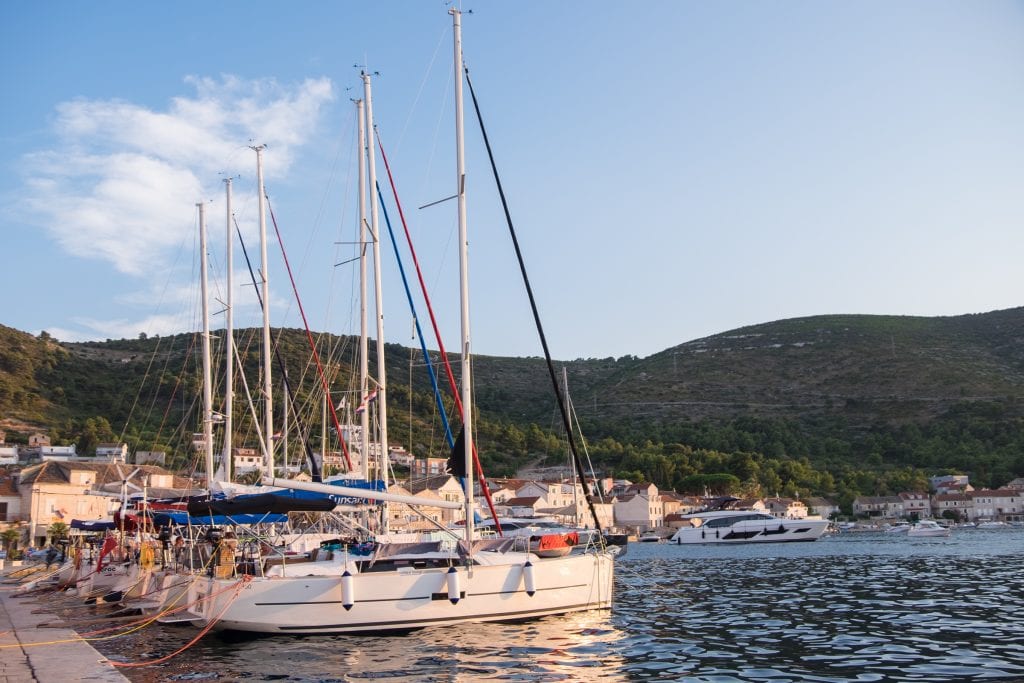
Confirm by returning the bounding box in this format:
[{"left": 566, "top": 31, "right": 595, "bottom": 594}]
[{"left": 1, "top": 1, "right": 1022, "bottom": 361}]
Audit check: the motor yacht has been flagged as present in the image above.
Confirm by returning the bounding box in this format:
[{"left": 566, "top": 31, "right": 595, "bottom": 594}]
[
  {"left": 669, "top": 498, "right": 830, "bottom": 545},
  {"left": 906, "top": 520, "right": 950, "bottom": 537}
]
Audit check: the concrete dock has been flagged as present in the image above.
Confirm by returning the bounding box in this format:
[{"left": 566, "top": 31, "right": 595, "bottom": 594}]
[{"left": 0, "top": 580, "right": 128, "bottom": 682}]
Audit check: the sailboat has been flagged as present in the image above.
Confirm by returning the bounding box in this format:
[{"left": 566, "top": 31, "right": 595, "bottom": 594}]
[{"left": 186, "top": 10, "right": 614, "bottom": 634}]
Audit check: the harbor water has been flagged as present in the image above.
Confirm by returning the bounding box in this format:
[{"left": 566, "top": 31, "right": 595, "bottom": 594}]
[{"left": 84, "top": 527, "right": 1024, "bottom": 682}]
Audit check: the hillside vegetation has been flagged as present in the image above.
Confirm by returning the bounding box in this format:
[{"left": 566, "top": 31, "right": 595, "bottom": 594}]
[{"left": 2, "top": 308, "right": 1024, "bottom": 511}]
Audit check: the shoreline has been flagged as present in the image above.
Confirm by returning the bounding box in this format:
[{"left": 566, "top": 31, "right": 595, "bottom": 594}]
[{"left": 0, "top": 576, "right": 129, "bottom": 682}]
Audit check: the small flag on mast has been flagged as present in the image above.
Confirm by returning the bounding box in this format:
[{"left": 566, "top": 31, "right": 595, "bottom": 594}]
[{"left": 355, "top": 389, "right": 378, "bottom": 415}]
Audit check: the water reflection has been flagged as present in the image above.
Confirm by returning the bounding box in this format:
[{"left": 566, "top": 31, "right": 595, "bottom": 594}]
[{"left": 87, "top": 529, "right": 1024, "bottom": 682}]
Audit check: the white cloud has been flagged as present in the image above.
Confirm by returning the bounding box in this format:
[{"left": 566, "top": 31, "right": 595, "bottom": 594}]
[{"left": 18, "top": 76, "right": 335, "bottom": 276}]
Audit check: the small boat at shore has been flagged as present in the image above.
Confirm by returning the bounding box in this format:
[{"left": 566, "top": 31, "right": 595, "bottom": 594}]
[
  {"left": 976, "top": 520, "right": 1009, "bottom": 529},
  {"left": 907, "top": 520, "right": 950, "bottom": 538}
]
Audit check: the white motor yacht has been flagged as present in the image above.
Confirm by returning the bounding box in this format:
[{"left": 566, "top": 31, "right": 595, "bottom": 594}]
[
  {"left": 669, "top": 499, "right": 830, "bottom": 545},
  {"left": 907, "top": 520, "right": 950, "bottom": 537}
]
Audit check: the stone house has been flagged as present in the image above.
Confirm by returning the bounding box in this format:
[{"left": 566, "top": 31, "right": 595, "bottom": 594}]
[
  {"left": 932, "top": 493, "right": 972, "bottom": 521},
  {"left": 804, "top": 496, "right": 840, "bottom": 519},
  {"left": 232, "top": 447, "right": 262, "bottom": 474},
  {"left": 763, "top": 497, "right": 809, "bottom": 519},
  {"left": 40, "top": 445, "right": 77, "bottom": 461},
  {"left": 407, "top": 474, "right": 465, "bottom": 524},
  {"left": 94, "top": 443, "right": 128, "bottom": 462},
  {"left": 898, "top": 492, "right": 931, "bottom": 519},
  {"left": 613, "top": 484, "right": 665, "bottom": 531},
  {"left": 17, "top": 461, "right": 184, "bottom": 547},
  {"left": 496, "top": 496, "right": 545, "bottom": 517},
  {"left": 0, "top": 473, "right": 22, "bottom": 527},
  {"left": 852, "top": 495, "right": 903, "bottom": 519},
  {"left": 0, "top": 444, "right": 17, "bottom": 466},
  {"left": 411, "top": 457, "right": 449, "bottom": 479},
  {"left": 969, "top": 488, "right": 1023, "bottom": 523}
]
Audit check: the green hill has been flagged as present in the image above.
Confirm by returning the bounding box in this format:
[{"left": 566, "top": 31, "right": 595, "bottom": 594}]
[{"left": 2, "top": 309, "right": 1024, "bottom": 507}]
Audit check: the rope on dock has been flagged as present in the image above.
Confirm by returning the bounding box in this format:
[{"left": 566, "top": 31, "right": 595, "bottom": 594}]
[{"left": 109, "top": 576, "right": 251, "bottom": 668}]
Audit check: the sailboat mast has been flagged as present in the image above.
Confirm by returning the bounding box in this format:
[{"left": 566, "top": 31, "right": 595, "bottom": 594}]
[
  {"left": 356, "top": 98, "right": 371, "bottom": 481},
  {"left": 451, "top": 8, "right": 475, "bottom": 542},
  {"left": 363, "top": 72, "right": 390, "bottom": 516},
  {"left": 221, "top": 177, "right": 234, "bottom": 482},
  {"left": 198, "top": 202, "right": 215, "bottom": 484},
  {"left": 254, "top": 145, "right": 274, "bottom": 477}
]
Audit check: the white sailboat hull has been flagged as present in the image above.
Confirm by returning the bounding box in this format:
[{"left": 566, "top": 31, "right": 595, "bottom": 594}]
[{"left": 191, "top": 551, "right": 614, "bottom": 634}]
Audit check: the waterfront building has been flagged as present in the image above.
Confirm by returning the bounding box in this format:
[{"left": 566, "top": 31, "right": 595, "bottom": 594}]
[
  {"left": 764, "top": 497, "right": 810, "bottom": 519},
  {"left": 804, "top": 496, "right": 840, "bottom": 519},
  {"left": 0, "top": 474, "right": 22, "bottom": 527},
  {"left": 853, "top": 495, "right": 903, "bottom": 518},
  {"left": 17, "top": 461, "right": 187, "bottom": 546},
  {"left": 969, "top": 488, "right": 1023, "bottom": 523},
  {"left": 496, "top": 495, "right": 545, "bottom": 517},
  {"left": 932, "top": 492, "right": 972, "bottom": 521},
  {"left": 613, "top": 483, "right": 665, "bottom": 532},
  {"left": 899, "top": 492, "right": 931, "bottom": 518}
]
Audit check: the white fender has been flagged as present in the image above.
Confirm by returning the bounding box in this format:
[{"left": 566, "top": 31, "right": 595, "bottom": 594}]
[
  {"left": 446, "top": 566, "right": 461, "bottom": 604},
  {"left": 341, "top": 569, "right": 354, "bottom": 611},
  {"left": 523, "top": 560, "right": 536, "bottom": 597}
]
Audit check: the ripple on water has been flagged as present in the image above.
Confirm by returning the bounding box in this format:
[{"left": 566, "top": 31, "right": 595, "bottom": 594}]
[{"left": 72, "top": 530, "right": 1024, "bottom": 682}]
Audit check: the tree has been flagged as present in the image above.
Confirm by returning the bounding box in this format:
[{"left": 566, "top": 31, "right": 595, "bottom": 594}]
[
  {"left": 47, "top": 521, "right": 69, "bottom": 543},
  {"left": 0, "top": 528, "right": 20, "bottom": 556}
]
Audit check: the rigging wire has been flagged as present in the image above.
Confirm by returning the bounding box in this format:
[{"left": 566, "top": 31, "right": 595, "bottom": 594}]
[
  {"left": 463, "top": 64, "right": 605, "bottom": 537},
  {"left": 374, "top": 130, "right": 502, "bottom": 533}
]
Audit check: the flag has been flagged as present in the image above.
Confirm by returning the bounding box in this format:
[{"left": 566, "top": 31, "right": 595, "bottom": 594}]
[
  {"left": 355, "top": 389, "right": 378, "bottom": 415},
  {"left": 446, "top": 427, "right": 467, "bottom": 478}
]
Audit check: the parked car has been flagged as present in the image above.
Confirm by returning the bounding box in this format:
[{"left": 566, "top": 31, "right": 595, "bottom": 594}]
[{"left": 25, "top": 547, "right": 50, "bottom": 562}]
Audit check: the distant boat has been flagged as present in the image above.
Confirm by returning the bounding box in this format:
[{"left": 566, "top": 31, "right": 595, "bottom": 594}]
[
  {"left": 976, "top": 520, "right": 1009, "bottom": 529},
  {"left": 907, "top": 520, "right": 950, "bottom": 538},
  {"left": 669, "top": 498, "right": 830, "bottom": 545},
  {"left": 638, "top": 532, "right": 662, "bottom": 543},
  {"left": 884, "top": 522, "right": 912, "bottom": 534}
]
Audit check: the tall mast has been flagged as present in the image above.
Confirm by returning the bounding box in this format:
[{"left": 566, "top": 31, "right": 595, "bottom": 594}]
[
  {"left": 564, "top": 366, "right": 580, "bottom": 523},
  {"left": 451, "top": 8, "right": 475, "bottom": 543},
  {"left": 363, "top": 71, "right": 390, "bottom": 523},
  {"left": 254, "top": 145, "right": 274, "bottom": 477},
  {"left": 220, "top": 177, "right": 234, "bottom": 482},
  {"left": 356, "top": 98, "right": 371, "bottom": 481},
  {"left": 198, "top": 202, "right": 215, "bottom": 484}
]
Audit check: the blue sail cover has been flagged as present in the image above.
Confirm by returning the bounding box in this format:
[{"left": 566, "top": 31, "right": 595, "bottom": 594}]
[
  {"left": 152, "top": 512, "right": 288, "bottom": 527},
  {"left": 286, "top": 478, "right": 387, "bottom": 506}
]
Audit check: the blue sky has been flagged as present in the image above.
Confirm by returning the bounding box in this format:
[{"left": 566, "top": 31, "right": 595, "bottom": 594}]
[{"left": 2, "top": 1, "right": 1022, "bottom": 360}]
